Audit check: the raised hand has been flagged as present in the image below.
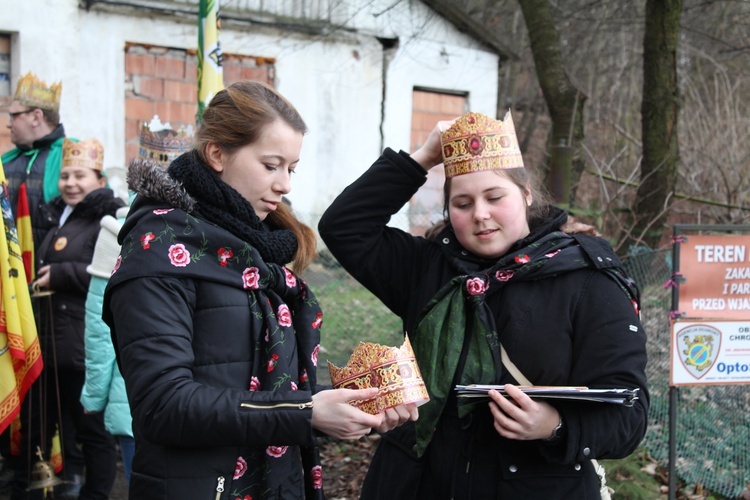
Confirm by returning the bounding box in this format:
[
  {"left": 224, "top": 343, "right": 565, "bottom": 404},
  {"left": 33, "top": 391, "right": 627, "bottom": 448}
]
[{"left": 411, "top": 119, "right": 456, "bottom": 171}]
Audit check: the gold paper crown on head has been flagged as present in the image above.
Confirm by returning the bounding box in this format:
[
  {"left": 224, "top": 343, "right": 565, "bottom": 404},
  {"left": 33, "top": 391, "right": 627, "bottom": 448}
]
[
  {"left": 440, "top": 110, "right": 524, "bottom": 178},
  {"left": 139, "top": 115, "right": 194, "bottom": 167},
  {"left": 328, "top": 336, "right": 429, "bottom": 415},
  {"left": 62, "top": 138, "right": 104, "bottom": 172},
  {"left": 14, "top": 72, "right": 62, "bottom": 112}
]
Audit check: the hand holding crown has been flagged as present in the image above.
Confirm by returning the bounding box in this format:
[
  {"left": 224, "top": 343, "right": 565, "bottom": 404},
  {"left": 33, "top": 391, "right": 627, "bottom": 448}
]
[
  {"left": 311, "top": 388, "right": 384, "bottom": 440},
  {"left": 411, "top": 123, "right": 445, "bottom": 171},
  {"left": 412, "top": 111, "right": 525, "bottom": 175}
]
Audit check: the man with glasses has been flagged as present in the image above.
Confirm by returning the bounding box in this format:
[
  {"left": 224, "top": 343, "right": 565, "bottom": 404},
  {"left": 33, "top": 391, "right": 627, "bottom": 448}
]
[{"left": 2, "top": 72, "right": 66, "bottom": 248}]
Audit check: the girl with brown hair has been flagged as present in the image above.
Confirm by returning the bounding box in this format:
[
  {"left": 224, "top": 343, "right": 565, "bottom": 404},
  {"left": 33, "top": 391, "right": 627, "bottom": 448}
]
[{"left": 104, "top": 81, "right": 413, "bottom": 499}]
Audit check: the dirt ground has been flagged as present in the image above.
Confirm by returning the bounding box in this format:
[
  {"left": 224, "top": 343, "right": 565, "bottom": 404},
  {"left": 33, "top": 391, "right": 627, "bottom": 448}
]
[
  {"left": 318, "top": 435, "right": 378, "bottom": 500},
  {"left": 0, "top": 460, "right": 128, "bottom": 500},
  {"left": 108, "top": 462, "right": 128, "bottom": 500},
  {"left": 1, "top": 437, "right": 376, "bottom": 500}
]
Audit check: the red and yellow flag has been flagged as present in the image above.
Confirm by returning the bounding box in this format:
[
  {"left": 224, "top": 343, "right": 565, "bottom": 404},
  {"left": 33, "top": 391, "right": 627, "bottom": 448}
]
[
  {"left": 0, "top": 157, "right": 43, "bottom": 437},
  {"left": 16, "top": 183, "right": 34, "bottom": 283},
  {"left": 50, "top": 425, "right": 63, "bottom": 473}
]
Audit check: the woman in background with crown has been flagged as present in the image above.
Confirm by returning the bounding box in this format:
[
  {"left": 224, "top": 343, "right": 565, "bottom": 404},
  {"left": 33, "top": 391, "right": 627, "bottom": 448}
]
[
  {"left": 102, "top": 80, "right": 404, "bottom": 500},
  {"left": 32, "top": 137, "right": 125, "bottom": 499},
  {"left": 319, "top": 111, "right": 649, "bottom": 499}
]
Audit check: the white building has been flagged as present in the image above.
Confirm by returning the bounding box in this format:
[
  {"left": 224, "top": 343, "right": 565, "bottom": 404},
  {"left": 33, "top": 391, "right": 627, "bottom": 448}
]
[{"left": 0, "top": 0, "right": 514, "bottom": 225}]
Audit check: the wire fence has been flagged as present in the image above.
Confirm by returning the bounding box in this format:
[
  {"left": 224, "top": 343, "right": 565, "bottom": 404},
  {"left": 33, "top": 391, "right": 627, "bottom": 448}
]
[
  {"left": 623, "top": 249, "right": 750, "bottom": 499},
  {"left": 301, "top": 209, "right": 750, "bottom": 498}
]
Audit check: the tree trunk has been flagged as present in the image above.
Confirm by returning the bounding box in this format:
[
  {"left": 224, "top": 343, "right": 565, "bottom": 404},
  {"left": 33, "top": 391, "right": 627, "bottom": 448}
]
[
  {"left": 633, "top": 0, "right": 682, "bottom": 249},
  {"left": 517, "top": 0, "right": 586, "bottom": 208}
]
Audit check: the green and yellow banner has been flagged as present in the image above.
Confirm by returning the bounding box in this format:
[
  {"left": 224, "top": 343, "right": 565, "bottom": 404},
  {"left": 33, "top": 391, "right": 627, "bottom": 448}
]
[{"left": 197, "top": 0, "right": 224, "bottom": 123}]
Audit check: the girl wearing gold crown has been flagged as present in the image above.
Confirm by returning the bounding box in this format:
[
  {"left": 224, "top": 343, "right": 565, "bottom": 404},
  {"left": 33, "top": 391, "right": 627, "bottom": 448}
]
[
  {"left": 31, "top": 137, "right": 125, "bottom": 499},
  {"left": 319, "top": 111, "right": 649, "bottom": 499},
  {"left": 102, "top": 81, "right": 401, "bottom": 500}
]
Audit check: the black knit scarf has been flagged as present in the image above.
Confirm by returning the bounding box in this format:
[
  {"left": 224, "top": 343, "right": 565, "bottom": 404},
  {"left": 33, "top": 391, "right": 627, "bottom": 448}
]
[{"left": 168, "top": 150, "right": 297, "bottom": 265}]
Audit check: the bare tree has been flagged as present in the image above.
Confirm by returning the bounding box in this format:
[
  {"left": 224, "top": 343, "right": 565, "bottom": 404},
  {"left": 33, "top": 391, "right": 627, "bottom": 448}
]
[
  {"left": 445, "top": 0, "right": 749, "bottom": 251},
  {"left": 517, "top": 0, "right": 586, "bottom": 207},
  {"left": 631, "top": 0, "right": 683, "bottom": 249}
]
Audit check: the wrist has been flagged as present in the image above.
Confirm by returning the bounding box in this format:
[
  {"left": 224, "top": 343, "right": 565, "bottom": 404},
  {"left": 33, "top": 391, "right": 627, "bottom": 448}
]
[{"left": 410, "top": 149, "right": 439, "bottom": 171}]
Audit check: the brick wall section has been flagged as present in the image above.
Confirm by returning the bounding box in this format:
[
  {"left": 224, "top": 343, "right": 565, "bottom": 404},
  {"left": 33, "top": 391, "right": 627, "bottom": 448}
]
[
  {"left": 409, "top": 90, "right": 467, "bottom": 235},
  {"left": 124, "top": 43, "right": 275, "bottom": 163}
]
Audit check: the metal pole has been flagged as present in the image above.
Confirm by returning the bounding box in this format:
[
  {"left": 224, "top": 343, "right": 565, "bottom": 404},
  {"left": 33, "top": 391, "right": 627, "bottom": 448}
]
[
  {"left": 668, "top": 386, "right": 677, "bottom": 500},
  {"left": 667, "top": 225, "right": 683, "bottom": 500}
]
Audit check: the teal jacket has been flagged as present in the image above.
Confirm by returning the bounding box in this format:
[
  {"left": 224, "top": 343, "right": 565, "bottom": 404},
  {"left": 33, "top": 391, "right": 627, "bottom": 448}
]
[{"left": 80, "top": 208, "right": 133, "bottom": 437}]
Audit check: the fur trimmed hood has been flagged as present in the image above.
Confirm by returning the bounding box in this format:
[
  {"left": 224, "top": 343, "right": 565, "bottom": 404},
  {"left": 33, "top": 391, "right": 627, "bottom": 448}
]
[{"left": 126, "top": 157, "right": 195, "bottom": 213}]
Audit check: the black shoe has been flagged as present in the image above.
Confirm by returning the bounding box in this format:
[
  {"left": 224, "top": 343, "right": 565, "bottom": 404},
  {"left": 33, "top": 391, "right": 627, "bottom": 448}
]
[
  {"left": 8, "top": 485, "right": 44, "bottom": 500},
  {"left": 0, "top": 466, "right": 15, "bottom": 493},
  {"left": 53, "top": 474, "right": 83, "bottom": 499}
]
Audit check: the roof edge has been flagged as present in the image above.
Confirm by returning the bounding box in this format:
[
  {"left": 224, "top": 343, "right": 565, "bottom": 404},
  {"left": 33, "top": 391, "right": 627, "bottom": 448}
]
[{"left": 421, "top": 0, "right": 519, "bottom": 62}]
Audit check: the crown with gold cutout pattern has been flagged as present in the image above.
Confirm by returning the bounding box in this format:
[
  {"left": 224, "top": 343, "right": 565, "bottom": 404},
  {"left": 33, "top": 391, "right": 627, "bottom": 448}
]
[
  {"left": 63, "top": 138, "right": 104, "bottom": 172},
  {"left": 328, "top": 336, "right": 429, "bottom": 415},
  {"left": 139, "top": 115, "right": 194, "bottom": 167},
  {"left": 14, "top": 72, "right": 62, "bottom": 112},
  {"left": 440, "top": 110, "right": 524, "bottom": 178}
]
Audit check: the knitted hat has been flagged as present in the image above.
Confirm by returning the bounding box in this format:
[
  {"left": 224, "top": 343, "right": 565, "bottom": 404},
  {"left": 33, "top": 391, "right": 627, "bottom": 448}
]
[
  {"left": 440, "top": 110, "right": 524, "bottom": 178},
  {"left": 86, "top": 207, "right": 128, "bottom": 278}
]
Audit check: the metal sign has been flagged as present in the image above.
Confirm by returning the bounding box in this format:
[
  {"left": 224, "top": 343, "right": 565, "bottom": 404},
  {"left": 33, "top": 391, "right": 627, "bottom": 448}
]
[
  {"left": 671, "top": 320, "right": 750, "bottom": 385},
  {"left": 677, "top": 234, "right": 750, "bottom": 320}
]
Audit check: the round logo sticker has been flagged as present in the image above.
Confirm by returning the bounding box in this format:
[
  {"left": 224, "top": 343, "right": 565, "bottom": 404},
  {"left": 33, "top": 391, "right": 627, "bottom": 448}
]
[{"left": 54, "top": 237, "right": 68, "bottom": 251}]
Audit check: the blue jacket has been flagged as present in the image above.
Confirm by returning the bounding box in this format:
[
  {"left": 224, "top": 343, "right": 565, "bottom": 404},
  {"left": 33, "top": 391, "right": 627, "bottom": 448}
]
[{"left": 80, "top": 208, "right": 133, "bottom": 437}]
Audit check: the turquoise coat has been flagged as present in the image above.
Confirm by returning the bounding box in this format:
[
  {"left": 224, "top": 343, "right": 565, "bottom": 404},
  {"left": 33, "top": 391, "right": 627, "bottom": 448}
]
[{"left": 80, "top": 211, "right": 133, "bottom": 437}]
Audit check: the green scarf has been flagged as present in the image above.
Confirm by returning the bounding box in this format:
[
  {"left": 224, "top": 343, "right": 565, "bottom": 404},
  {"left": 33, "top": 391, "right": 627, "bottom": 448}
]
[
  {"left": 412, "top": 231, "right": 606, "bottom": 457},
  {"left": 1, "top": 136, "right": 70, "bottom": 203}
]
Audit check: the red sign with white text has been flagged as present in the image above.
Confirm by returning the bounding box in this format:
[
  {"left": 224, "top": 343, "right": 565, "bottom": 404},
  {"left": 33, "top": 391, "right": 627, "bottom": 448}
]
[{"left": 679, "top": 234, "right": 750, "bottom": 320}]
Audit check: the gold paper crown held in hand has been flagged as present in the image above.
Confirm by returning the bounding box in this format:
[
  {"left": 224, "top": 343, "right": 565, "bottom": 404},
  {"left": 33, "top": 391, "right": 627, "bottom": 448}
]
[
  {"left": 14, "top": 72, "right": 62, "bottom": 112},
  {"left": 139, "top": 115, "right": 194, "bottom": 167},
  {"left": 440, "top": 110, "right": 524, "bottom": 178},
  {"left": 62, "top": 138, "right": 104, "bottom": 172},
  {"left": 328, "top": 336, "right": 429, "bottom": 415}
]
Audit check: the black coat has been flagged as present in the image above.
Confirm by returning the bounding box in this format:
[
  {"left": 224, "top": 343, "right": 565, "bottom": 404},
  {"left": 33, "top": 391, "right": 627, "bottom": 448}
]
[
  {"left": 319, "top": 148, "right": 649, "bottom": 499},
  {"left": 35, "top": 187, "right": 125, "bottom": 372},
  {"left": 2, "top": 124, "right": 67, "bottom": 246},
  {"left": 103, "top": 160, "right": 319, "bottom": 499}
]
